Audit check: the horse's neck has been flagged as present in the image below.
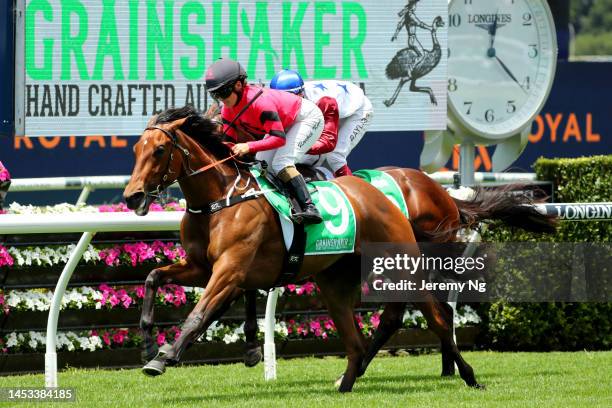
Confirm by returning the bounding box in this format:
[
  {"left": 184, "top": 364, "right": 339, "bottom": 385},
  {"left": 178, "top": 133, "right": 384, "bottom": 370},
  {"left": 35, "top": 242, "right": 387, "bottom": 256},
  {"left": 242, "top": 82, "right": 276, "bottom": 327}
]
[{"left": 176, "top": 137, "right": 235, "bottom": 207}]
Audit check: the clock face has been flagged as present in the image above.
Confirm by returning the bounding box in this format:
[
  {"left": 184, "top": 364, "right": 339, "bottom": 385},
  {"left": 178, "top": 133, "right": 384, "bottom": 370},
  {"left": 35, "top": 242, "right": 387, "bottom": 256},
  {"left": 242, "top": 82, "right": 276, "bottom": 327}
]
[{"left": 447, "top": 0, "right": 557, "bottom": 138}]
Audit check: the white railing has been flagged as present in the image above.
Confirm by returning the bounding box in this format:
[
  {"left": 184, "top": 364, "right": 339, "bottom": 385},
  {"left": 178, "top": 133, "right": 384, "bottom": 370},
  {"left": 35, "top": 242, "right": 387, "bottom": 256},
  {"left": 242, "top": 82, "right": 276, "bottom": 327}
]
[
  {"left": 427, "top": 171, "right": 537, "bottom": 184},
  {"left": 7, "top": 172, "right": 538, "bottom": 204},
  {"left": 8, "top": 175, "right": 178, "bottom": 204}
]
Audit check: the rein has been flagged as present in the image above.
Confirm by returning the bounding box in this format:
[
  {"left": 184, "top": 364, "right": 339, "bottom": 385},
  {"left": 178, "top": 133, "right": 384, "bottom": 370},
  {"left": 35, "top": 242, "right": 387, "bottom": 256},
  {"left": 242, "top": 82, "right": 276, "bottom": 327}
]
[{"left": 144, "top": 125, "right": 264, "bottom": 214}]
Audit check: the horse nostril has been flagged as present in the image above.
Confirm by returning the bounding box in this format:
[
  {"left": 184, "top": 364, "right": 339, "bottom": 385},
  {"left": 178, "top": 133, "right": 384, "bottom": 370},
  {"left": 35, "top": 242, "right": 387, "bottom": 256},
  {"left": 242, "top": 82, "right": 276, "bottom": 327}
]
[{"left": 125, "top": 191, "right": 145, "bottom": 210}]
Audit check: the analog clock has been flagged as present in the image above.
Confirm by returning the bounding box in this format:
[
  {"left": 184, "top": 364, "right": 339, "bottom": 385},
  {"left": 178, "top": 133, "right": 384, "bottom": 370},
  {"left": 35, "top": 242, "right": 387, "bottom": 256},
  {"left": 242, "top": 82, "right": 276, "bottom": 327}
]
[{"left": 447, "top": 0, "right": 557, "bottom": 140}]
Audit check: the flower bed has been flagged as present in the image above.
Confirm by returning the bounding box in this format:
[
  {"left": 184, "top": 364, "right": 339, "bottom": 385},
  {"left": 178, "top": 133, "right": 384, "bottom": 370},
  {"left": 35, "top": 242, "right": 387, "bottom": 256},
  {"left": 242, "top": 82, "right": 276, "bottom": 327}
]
[
  {"left": 0, "top": 305, "right": 481, "bottom": 355},
  {"left": 0, "top": 201, "right": 482, "bottom": 373}
]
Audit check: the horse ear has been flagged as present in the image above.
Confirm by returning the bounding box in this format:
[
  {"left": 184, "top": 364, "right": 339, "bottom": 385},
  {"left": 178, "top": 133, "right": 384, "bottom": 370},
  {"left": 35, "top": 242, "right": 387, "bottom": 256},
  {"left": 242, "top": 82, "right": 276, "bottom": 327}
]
[
  {"left": 204, "top": 101, "right": 221, "bottom": 119},
  {"left": 168, "top": 117, "right": 189, "bottom": 131},
  {"left": 145, "top": 114, "right": 158, "bottom": 128}
]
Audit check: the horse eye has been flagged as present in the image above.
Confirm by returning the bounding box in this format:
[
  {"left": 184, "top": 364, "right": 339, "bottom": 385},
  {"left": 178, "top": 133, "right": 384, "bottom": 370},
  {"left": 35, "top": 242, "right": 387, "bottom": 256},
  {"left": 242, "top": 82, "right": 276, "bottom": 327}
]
[{"left": 153, "top": 146, "right": 165, "bottom": 158}]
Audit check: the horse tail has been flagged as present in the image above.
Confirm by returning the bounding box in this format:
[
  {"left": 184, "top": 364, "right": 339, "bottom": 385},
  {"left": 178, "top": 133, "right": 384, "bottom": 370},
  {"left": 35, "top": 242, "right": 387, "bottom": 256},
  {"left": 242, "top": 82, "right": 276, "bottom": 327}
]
[{"left": 453, "top": 184, "right": 557, "bottom": 233}]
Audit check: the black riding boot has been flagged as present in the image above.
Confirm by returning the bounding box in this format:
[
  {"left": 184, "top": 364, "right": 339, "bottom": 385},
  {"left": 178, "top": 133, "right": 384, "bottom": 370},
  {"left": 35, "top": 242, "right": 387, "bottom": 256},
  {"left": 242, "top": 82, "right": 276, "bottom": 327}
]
[{"left": 286, "top": 175, "right": 323, "bottom": 224}]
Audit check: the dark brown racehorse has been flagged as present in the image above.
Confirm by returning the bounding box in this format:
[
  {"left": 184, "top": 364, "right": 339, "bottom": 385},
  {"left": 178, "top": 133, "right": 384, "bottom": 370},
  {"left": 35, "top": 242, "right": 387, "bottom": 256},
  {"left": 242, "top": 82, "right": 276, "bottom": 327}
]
[{"left": 123, "top": 106, "right": 485, "bottom": 392}]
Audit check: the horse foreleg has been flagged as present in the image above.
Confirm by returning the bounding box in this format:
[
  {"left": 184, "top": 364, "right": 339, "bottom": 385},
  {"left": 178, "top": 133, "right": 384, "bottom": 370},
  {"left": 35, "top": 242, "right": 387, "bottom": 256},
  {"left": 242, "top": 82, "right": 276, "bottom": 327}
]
[
  {"left": 384, "top": 79, "right": 409, "bottom": 107},
  {"left": 142, "top": 256, "right": 246, "bottom": 376},
  {"left": 140, "top": 260, "right": 205, "bottom": 363},
  {"left": 243, "top": 290, "right": 262, "bottom": 367},
  {"left": 409, "top": 79, "right": 437, "bottom": 105}
]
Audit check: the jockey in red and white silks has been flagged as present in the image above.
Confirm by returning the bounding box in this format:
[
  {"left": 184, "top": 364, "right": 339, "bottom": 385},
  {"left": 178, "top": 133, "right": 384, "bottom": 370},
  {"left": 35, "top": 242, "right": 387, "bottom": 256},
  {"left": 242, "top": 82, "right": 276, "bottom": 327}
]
[
  {"left": 270, "top": 70, "right": 374, "bottom": 177},
  {"left": 205, "top": 59, "right": 324, "bottom": 224}
]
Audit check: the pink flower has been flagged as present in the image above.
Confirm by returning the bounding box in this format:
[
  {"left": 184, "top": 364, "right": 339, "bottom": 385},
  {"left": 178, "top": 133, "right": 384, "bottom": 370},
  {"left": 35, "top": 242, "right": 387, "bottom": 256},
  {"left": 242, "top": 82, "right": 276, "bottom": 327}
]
[
  {"left": 112, "top": 331, "right": 126, "bottom": 345},
  {"left": 121, "top": 295, "right": 133, "bottom": 309},
  {"left": 0, "top": 245, "right": 14, "bottom": 267},
  {"left": 156, "top": 332, "right": 166, "bottom": 346},
  {"left": 286, "top": 284, "right": 296, "bottom": 293},
  {"left": 97, "top": 203, "right": 130, "bottom": 212},
  {"left": 98, "top": 247, "right": 121, "bottom": 266},
  {"left": 0, "top": 161, "right": 10, "bottom": 182},
  {"left": 135, "top": 286, "right": 145, "bottom": 299},
  {"left": 301, "top": 282, "right": 316, "bottom": 295},
  {"left": 102, "top": 332, "right": 111, "bottom": 345},
  {"left": 370, "top": 313, "right": 380, "bottom": 329},
  {"left": 109, "top": 294, "right": 120, "bottom": 307},
  {"left": 171, "top": 326, "right": 181, "bottom": 339}
]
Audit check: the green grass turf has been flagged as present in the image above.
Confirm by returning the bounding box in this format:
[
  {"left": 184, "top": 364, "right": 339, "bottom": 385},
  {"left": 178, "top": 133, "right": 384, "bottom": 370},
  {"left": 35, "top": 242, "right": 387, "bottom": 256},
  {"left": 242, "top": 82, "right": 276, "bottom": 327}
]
[{"left": 1, "top": 351, "right": 610, "bottom": 407}]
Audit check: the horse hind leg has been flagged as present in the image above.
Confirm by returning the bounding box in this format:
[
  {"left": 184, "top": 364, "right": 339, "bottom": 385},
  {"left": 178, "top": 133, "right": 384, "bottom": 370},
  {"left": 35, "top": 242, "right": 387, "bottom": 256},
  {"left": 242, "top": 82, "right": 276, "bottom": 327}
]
[
  {"left": 384, "top": 78, "right": 409, "bottom": 107},
  {"left": 438, "top": 301, "right": 457, "bottom": 376},
  {"left": 357, "top": 302, "right": 407, "bottom": 377},
  {"left": 140, "top": 261, "right": 205, "bottom": 363},
  {"left": 418, "top": 296, "right": 484, "bottom": 388},
  {"left": 243, "top": 290, "right": 263, "bottom": 367}
]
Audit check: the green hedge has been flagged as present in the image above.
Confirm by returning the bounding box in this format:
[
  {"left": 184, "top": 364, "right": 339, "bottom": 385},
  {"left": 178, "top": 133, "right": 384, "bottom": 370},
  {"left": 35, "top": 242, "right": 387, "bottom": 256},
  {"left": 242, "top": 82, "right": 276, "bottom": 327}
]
[{"left": 477, "top": 155, "right": 612, "bottom": 351}]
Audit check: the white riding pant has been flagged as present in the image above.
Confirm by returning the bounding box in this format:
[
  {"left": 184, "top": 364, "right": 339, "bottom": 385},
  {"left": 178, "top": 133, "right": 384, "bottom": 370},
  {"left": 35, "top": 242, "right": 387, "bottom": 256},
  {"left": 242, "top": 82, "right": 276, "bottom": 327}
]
[
  {"left": 300, "top": 97, "right": 373, "bottom": 172},
  {"left": 255, "top": 98, "right": 323, "bottom": 175}
]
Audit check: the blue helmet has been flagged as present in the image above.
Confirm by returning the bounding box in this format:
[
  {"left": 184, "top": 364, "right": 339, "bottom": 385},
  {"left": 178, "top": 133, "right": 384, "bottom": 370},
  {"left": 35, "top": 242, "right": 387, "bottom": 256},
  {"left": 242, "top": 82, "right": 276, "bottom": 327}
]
[{"left": 270, "top": 69, "right": 304, "bottom": 94}]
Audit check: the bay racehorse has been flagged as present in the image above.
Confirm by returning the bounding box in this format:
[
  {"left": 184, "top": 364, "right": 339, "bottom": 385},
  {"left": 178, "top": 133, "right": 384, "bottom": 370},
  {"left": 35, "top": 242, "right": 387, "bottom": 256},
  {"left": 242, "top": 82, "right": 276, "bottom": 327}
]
[
  {"left": 123, "top": 106, "right": 485, "bottom": 392},
  {"left": 202, "top": 102, "right": 556, "bottom": 377}
]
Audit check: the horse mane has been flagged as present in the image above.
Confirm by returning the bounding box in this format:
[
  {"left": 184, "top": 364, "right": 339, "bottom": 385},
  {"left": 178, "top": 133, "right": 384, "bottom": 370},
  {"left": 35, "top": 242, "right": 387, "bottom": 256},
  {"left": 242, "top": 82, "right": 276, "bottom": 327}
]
[{"left": 153, "top": 105, "right": 232, "bottom": 159}]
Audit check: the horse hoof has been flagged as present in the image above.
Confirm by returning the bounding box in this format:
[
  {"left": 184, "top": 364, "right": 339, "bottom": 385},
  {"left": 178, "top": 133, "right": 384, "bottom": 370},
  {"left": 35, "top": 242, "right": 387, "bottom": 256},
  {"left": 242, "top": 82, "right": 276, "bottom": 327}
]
[
  {"left": 142, "top": 359, "right": 166, "bottom": 377},
  {"left": 441, "top": 370, "right": 455, "bottom": 377},
  {"left": 141, "top": 345, "right": 159, "bottom": 364},
  {"left": 334, "top": 374, "right": 344, "bottom": 389},
  {"left": 244, "top": 347, "right": 263, "bottom": 367}
]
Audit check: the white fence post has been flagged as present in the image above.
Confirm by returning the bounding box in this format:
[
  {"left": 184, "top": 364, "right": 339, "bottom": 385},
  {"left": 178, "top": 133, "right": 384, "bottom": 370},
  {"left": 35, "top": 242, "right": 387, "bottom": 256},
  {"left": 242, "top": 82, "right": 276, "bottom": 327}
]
[
  {"left": 45, "top": 231, "right": 95, "bottom": 387},
  {"left": 264, "top": 288, "right": 280, "bottom": 381}
]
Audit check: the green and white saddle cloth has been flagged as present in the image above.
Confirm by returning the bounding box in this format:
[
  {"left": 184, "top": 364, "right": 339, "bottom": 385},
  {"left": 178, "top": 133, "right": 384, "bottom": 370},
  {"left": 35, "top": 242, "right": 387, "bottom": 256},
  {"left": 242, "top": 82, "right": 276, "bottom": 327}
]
[
  {"left": 250, "top": 168, "right": 409, "bottom": 255},
  {"left": 353, "top": 169, "right": 410, "bottom": 218},
  {"left": 251, "top": 168, "right": 356, "bottom": 255}
]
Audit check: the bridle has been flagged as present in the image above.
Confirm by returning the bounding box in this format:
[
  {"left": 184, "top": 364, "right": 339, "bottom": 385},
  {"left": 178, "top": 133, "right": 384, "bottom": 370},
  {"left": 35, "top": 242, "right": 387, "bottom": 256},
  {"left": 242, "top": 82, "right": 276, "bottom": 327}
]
[{"left": 143, "top": 125, "right": 246, "bottom": 199}]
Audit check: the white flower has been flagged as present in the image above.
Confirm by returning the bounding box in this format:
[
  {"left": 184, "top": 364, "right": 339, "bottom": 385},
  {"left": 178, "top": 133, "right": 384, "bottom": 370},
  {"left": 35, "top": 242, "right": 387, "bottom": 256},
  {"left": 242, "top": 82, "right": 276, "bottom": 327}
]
[
  {"left": 257, "top": 318, "right": 266, "bottom": 333},
  {"left": 6, "top": 332, "right": 19, "bottom": 348},
  {"left": 222, "top": 332, "right": 239, "bottom": 344},
  {"left": 87, "top": 336, "right": 103, "bottom": 351},
  {"left": 275, "top": 321, "right": 288, "bottom": 337}
]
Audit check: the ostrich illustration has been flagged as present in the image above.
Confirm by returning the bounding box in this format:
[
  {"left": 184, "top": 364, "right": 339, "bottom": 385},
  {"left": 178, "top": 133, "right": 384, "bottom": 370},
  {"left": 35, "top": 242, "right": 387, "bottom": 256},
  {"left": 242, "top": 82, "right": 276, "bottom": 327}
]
[{"left": 384, "top": 16, "right": 445, "bottom": 107}]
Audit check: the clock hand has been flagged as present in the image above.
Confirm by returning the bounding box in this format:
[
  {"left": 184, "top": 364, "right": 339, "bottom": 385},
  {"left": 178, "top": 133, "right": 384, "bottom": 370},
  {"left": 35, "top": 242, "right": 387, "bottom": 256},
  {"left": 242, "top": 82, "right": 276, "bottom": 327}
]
[
  {"left": 487, "top": 11, "right": 499, "bottom": 58},
  {"left": 495, "top": 55, "right": 528, "bottom": 94}
]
